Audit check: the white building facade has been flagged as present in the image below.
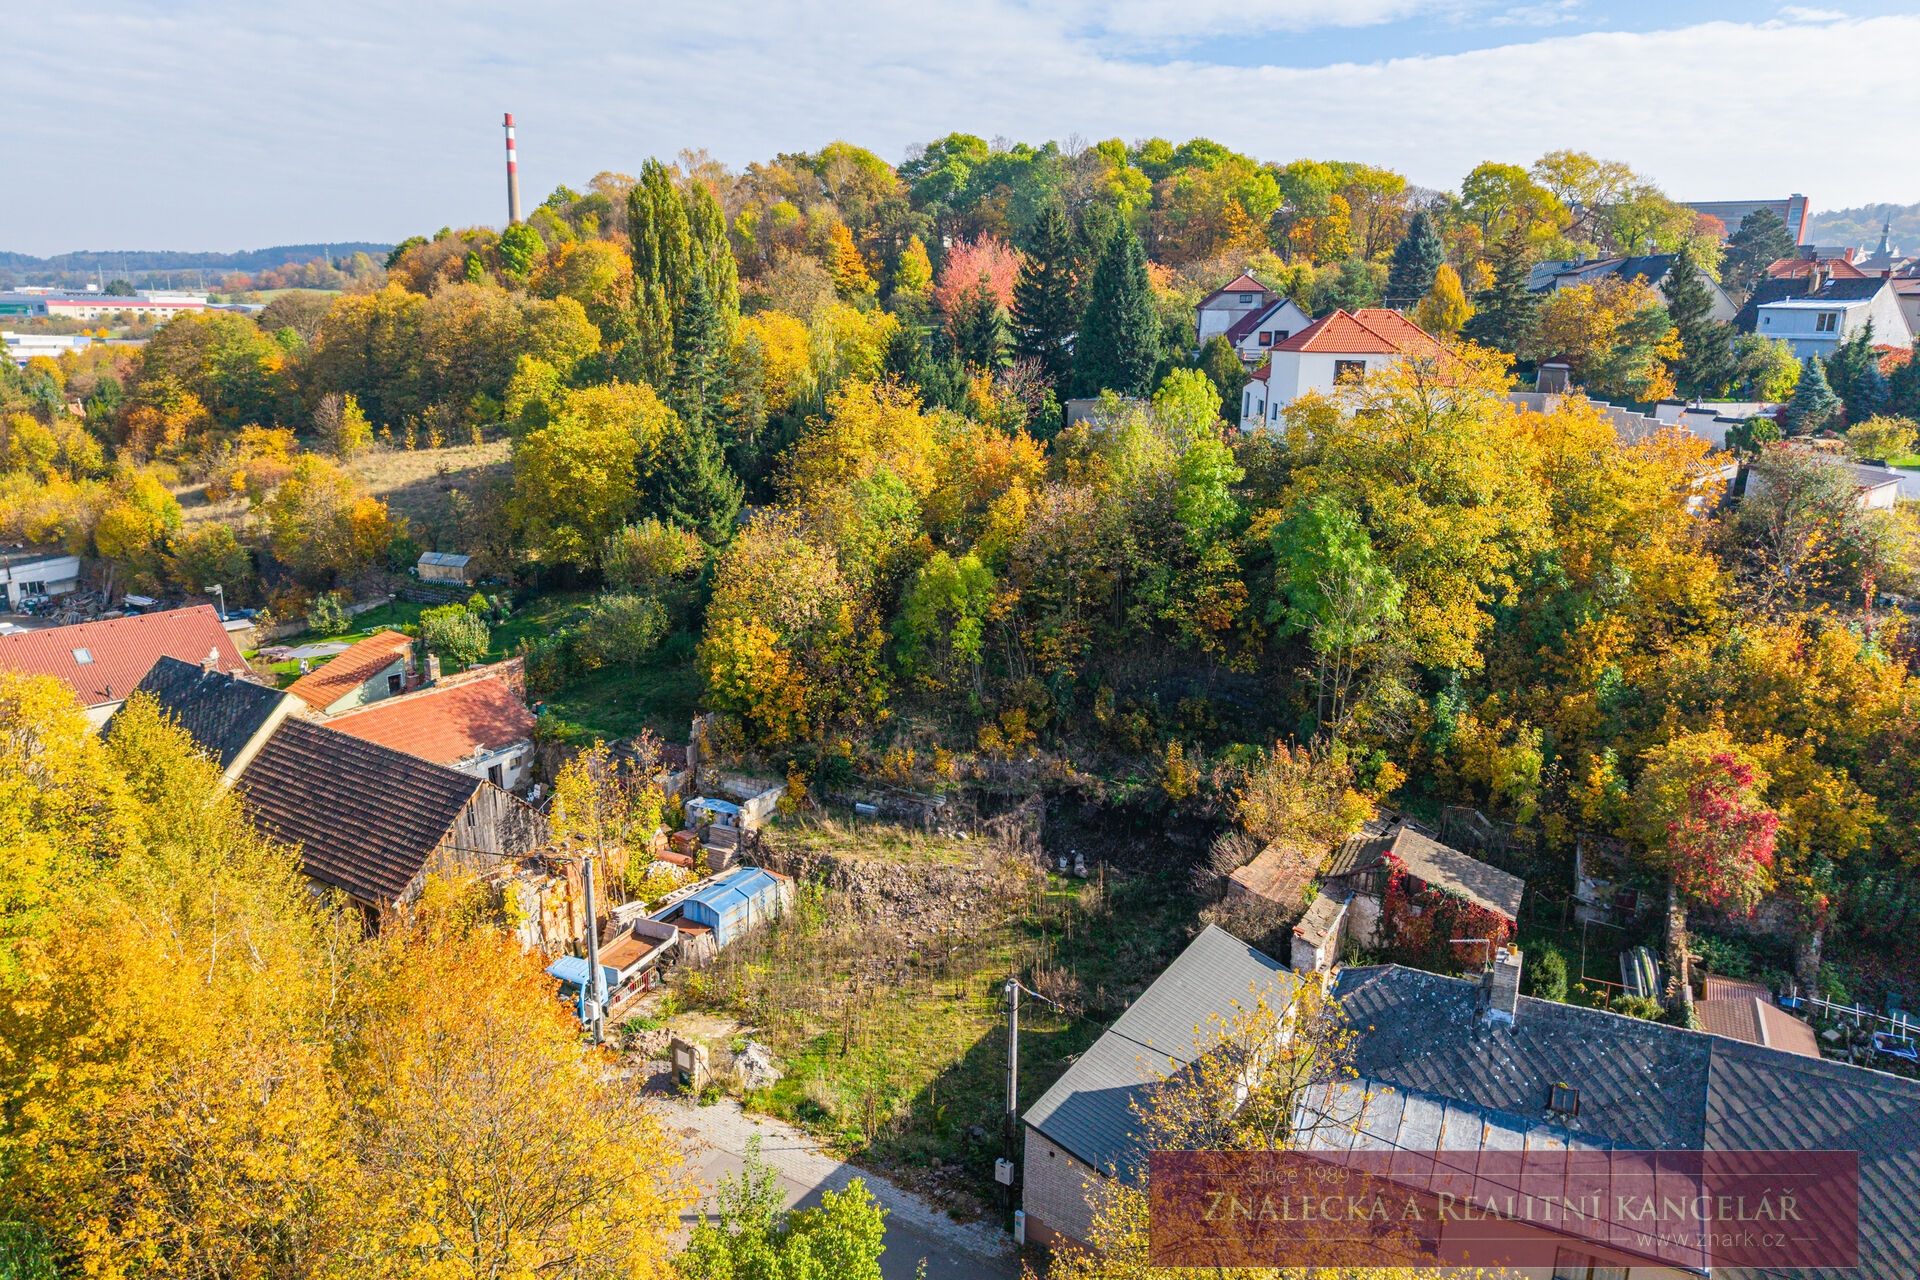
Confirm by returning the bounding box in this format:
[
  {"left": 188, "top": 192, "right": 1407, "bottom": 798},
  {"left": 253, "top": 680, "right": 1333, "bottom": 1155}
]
[{"left": 1239, "top": 309, "right": 1443, "bottom": 430}]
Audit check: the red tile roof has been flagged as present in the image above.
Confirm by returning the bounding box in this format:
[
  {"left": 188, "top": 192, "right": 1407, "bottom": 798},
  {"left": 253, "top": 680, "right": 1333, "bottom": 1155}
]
[
  {"left": 0, "top": 605, "right": 245, "bottom": 707},
  {"left": 1199, "top": 272, "right": 1272, "bottom": 305},
  {"left": 1272, "top": 308, "right": 1443, "bottom": 356},
  {"left": 1766, "top": 256, "right": 1869, "bottom": 280},
  {"left": 285, "top": 630, "right": 413, "bottom": 710},
  {"left": 322, "top": 670, "right": 535, "bottom": 766}
]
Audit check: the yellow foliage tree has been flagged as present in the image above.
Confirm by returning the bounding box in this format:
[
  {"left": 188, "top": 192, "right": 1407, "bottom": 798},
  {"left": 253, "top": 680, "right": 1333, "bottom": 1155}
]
[{"left": 1410, "top": 262, "right": 1473, "bottom": 335}]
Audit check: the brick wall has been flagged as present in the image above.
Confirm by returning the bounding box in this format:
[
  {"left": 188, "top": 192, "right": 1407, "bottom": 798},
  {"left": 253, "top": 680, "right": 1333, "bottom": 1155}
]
[{"left": 1022, "top": 1126, "right": 1105, "bottom": 1251}]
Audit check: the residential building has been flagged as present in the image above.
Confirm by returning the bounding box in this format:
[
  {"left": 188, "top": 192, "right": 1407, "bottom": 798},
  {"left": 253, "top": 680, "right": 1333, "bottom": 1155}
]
[
  {"left": 1751, "top": 276, "right": 1913, "bottom": 358},
  {"left": 1023, "top": 932, "right": 1920, "bottom": 1275},
  {"left": 321, "top": 659, "right": 537, "bottom": 791},
  {"left": 1193, "top": 272, "right": 1276, "bottom": 344},
  {"left": 236, "top": 718, "right": 546, "bottom": 928},
  {"left": 1765, "top": 255, "right": 1868, "bottom": 283},
  {"left": 1219, "top": 296, "right": 1315, "bottom": 367},
  {"left": 1238, "top": 309, "right": 1443, "bottom": 430},
  {"left": 1526, "top": 253, "right": 1738, "bottom": 323},
  {"left": 0, "top": 544, "right": 82, "bottom": 607},
  {"left": 416, "top": 550, "right": 476, "bottom": 585},
  {"left": 0, "top": 605, "right": 248, "bottom": 725},
  {"left": 1679, "top": 194, "right": 1811, "bottom": 245},
  {"left": 3, "top": 332, "right": 96, "bottom": 366},
  {"left": 1747, "top": 454, "right": 1902, "bottom": 511},
  {"left": 1021, "top": 925, "right": 1299, "bottom": 1252},
  {"left": 112, "top": 654, "right": 302, "bottom": 781},
  {"left": 1889, "top": 276, "right": 1920, "bottom": 339},
  {"left": 283, "top": 629, "right": 415, "bottom": 713},
  {"left": 1318, "top": 962, "right": 1918, "bottom": 1277},
  {"left": 1316, "top": 822, "right": 1525, "bottom": 956}
]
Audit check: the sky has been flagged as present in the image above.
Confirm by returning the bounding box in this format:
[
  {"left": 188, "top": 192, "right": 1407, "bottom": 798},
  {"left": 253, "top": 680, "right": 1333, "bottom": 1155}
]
[{"left": 4, "top": 0, "right": 1920, "bottom": 256}]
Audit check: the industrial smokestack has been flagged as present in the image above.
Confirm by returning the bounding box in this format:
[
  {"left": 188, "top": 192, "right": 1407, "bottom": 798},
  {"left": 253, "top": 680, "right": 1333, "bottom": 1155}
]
[{"left": 503, "top": 112, "right": 522, "bottom": 225}]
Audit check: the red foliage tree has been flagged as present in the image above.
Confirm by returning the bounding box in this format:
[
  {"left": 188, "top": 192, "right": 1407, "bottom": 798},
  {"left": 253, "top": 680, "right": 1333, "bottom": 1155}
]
[{"left": 931, "top": 235, "right": 1023, "bottom": 333}]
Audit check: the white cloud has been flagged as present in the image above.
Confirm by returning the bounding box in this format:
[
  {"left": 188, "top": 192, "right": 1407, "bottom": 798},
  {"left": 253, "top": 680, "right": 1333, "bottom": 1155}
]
[
  {"left": 1778, "top": 6, "right": 1848, "bottom": 20},
  {"left": 3, "top": 4, "right": 1918, "bottom": 254},
  {"left": 1489, "top": 0, "right": 1584, "bottom": 26}
]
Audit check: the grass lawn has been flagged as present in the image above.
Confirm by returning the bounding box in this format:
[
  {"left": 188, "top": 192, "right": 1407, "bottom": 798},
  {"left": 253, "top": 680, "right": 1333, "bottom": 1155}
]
[{"left": 535, "top": 632, "right": 704, "bottom": 741}]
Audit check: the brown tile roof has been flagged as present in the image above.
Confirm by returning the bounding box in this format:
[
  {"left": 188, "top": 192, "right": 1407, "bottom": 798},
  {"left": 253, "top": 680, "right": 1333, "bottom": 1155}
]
[
  {"left": 1702, "top": 972, "right": 1773, "bottom": 1005},
  {"left": 1226, "top": 841, "right": 1319, "bottom": 911},
  {"left": 1333, "top": 825, "right": 1525, "bottom": 921},
  {"left": 322, "top": 670, "right": 535, "bottom": 766},
  {"left": 0, "top": 605, "right": 245, "bottom": 707},
  {"left": 1698, "top": 995, "right": 1822, "bottom": 1058},
  {"left": 284, "top": 630, "right": 413, "bottom": 710},
  {"left": 237, "top": 718, "right": 479, "bottom": 908},
  {"left": 1272, "top": 308, "right": 1443, "bottom": 356}
]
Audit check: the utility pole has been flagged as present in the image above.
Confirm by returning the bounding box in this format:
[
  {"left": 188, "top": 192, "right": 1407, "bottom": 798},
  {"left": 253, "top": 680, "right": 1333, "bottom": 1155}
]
[
  {"left": 1004, "top": 977, "right": 1020, "bottom": 1160},
  {"left": 209, "top": 583, "right": 225, "bottom": 621},
  {"left": 581, "top": 855, "right": 609, "bottom": 1043}
]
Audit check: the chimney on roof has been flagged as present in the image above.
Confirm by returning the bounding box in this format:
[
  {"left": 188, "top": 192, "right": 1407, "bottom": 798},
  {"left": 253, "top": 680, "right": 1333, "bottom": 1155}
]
[
  {"left": 203, "top": 647, "right": 219, "bottom": 674},
  {"left": 426, "top": 652, "right": 442, "bottom": 684},
  {"left": 1482, "top": 947, "right": 1523, "bottom": 1026}
]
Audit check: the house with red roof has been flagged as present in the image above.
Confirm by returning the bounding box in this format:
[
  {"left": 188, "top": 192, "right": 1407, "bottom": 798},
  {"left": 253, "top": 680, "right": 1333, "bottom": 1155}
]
[
  {"left": 320, "top": 658, "right": 537, "bottom": 792},
  {"left": 0, "top": 604, "right": 248, "bottom": 726},
  {"left": 1221, "top": 296, "right": 1315, "bottom": 367},
  {"left": 1238, "top": 309, "right": 1444, "bottom": 429},
  {"left": 1194, "top": 271, "right": 1277, "bottom": 345}
]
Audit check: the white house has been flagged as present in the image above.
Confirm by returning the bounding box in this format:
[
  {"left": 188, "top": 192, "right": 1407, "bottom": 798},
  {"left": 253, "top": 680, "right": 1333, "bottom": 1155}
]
[
  {"left": 1220, "top": 296, "right": 1315, "bottom": 367},
  {"left": 1753, "top": 277, "right": 1913, "bottom": 359},
  {"left": 1238, "top": 309, "right": 1444, "bottom": 430},
  {"left": 0, "top": 546, "right": 82, "bottom": 608},
  {"left": 1527, "top": 253, "right": 1739, "bottom": 324},
  {"left": 1193, "top": 272, "right": 1276, "bottom": 345}
]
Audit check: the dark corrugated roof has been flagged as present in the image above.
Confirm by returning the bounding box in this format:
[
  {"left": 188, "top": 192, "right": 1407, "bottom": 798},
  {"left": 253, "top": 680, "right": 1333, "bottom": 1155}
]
[
  {"left": 1023, "top": 925, "right": 1296, "bottom": 1176},
  {"left": 237, "top": 718, "right": 479, "bottom": 907},
  {"left": 1735, "top": 277, "right": 1810, "bottom": 331},
  {"left": 1336, "top": 964, "right": 1920, "bottom": 1279},
  {"left": 1810, "top": 277, "right": 1891, "bottom": 302},
  {"left": 115, "top": 656, "right": 293, "bottom": 770},
  {"left": 0, "top": 605, "right": 245, "bottom": 707}
]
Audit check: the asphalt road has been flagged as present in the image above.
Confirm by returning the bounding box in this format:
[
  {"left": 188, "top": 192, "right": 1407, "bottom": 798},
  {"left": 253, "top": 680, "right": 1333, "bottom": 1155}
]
[{"left": 659, "top": 1095, "right": 1018, "bottom": 1280}]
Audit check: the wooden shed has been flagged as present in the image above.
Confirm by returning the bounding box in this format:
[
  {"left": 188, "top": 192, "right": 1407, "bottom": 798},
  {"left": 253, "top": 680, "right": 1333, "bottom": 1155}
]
[{"left": 417, "top": 550, "right": 475, "bottom": 585}]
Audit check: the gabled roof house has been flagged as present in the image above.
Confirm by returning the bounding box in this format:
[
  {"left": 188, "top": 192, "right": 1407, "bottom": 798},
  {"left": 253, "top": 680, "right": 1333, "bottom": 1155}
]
[
  {"left": 284, "top": 629, "right": 415, "bottom": 714},
  {"left": 111, "top": 655, "right": 303, "bottom": 781},
  {"left": 0, "top": 605, "right": 248, "bottom": 725},
  {"left": 1239, "top": 309, "right": 1443, "bottom": 430},
  {"left": 321, "top": 659, "right": 537, "bottom": 791}
]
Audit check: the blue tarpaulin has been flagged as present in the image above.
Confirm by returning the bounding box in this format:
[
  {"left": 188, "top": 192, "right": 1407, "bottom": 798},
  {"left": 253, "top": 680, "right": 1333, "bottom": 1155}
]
[{"left": 547, "top": 955, "right": 620, "bottom": 991}]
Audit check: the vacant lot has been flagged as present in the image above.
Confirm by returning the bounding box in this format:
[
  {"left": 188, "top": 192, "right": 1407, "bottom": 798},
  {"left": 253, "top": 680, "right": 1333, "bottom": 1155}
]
[{"left": 348, "top": 439, "right": 512, "bottom": 529}]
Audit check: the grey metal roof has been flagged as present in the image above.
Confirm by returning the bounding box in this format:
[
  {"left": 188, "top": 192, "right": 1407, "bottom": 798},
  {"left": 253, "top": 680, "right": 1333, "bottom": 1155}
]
[
  {"left": 417, "top": 551, "right": 472, "bottom": 568},
  {"left": 113, "top": 655, "right": 293, "bottom": 771},
  {"left": 1023, "top": 925, "right": 1297, "bottom": 1177},
  {"left": 1335, "top": 964, "right": 1920, "bottom": 1280}
]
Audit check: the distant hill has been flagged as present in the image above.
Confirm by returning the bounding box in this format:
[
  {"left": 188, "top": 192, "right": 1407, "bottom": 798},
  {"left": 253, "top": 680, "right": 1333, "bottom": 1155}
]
[
  {"left": 0, "top": 243, "right": 392, "bottom": 274},
  {"left": 1807, "top": 202, "right": 1920, "bottom": 251}
]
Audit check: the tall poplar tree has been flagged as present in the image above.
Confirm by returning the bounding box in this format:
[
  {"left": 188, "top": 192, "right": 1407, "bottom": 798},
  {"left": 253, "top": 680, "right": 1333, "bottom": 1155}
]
[
  {"left": 626, "top": 160, "right": 689, "bottom": 386},
  {"left": 684, "top": 179, "right": 740, "bottom": 333},
  {"left": 1384, "top": 210, "right": 1444, "bottom": 309},
  {"left": 1012, "top": 202, "right": 1077, "bottom": 387},
  {"left": 1664, "top": 246, "right": 1736, "bottom": 399},
  {"left": 1074, "top": 229, "right": 1161, "bottom": 397}
]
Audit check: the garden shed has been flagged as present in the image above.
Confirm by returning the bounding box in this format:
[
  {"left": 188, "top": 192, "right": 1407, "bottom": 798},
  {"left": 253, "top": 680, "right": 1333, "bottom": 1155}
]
[
  {"left": 417, "top": 551, "right": 475, "bottom": 585},
  {"left": 666, "top": 866, "right": 792, "bottom": 951}
]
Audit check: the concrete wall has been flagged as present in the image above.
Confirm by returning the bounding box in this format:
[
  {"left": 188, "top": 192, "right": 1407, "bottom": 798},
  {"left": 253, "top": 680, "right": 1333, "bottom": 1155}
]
[
  {"left": 1022, "top": 1126, "right": 1103, "bottom": 1253},
  {"left": 1348, "top": 890, "right": 1384, "bottom": 950}
]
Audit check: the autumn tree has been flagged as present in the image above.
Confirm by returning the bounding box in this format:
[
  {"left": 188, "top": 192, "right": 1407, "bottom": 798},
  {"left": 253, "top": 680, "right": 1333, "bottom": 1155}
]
[
  {"left": 1074, "top": 228, "right": 1161, "bottom": 397},
  {"left": 260, "top": 455, "right": 398, "bottom": 585},
  {"left": 1845, "top": 414, "right": 1918, "bottom": 463},
  {"left": 679, "top": 1136, "right": 886, "bottom": 1280},
  {"left": 510, "top": 387, "right": 656, "bottom": 565},
  {"left": 1410, "top": 263, "right": 1472, "bottom": 336},
  {"left": 1630, "top": 731, "right": 1780, "bottom": 1004},
  {"left": 1519, "top": 277, "right": 1679, "bottom": 403},
  {"left": 1734, "top": 443, "right": 1903, "bottom": 607},
  {"left": 1461, "top": 225, "right": 1537, "bottom": 353},
  {"left": 1272, "top": 495, "right": 1406, "bottom": 734}
]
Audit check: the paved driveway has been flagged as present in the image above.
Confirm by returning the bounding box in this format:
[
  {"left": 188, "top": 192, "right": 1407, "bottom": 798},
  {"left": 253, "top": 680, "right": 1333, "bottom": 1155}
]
[{"left": 656, "top": 1094, "right": 1017, "bottom": 1280}]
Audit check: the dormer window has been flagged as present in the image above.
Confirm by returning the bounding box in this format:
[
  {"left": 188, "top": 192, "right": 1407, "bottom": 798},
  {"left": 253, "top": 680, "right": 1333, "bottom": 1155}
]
[
  {"left": 1259, "top": 332, "right": 1273, "bottom": 346},
  {"left": 1238, "top": 293, "right": 1254, "bottom": 303}
]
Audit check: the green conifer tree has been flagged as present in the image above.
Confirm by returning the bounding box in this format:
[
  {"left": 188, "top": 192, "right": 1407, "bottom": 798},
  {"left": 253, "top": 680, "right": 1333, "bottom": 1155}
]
[
  {"left": 1462, "top": 225, "right": 1538, "bottom": 353},
  {"left": 1384, "top": 210, "right": 1445, "bottom": 309},
  {"left": 646, "top": 414, "right": 743, "bottom": 544},
  {"left": 1012, "top": 202, "right": 1078, "bottom": 387},
  {"left": 1723, "top": 208, "right": 1797, "bottom": 298},
  {"left": 1664, "top": 246, "right": 1737, "bottom": 399},
  {"left": 1783, "top": 356, "right": 1842, "bottom": 435},
  {"left": 627, "top": 159, "right": 691, "bottom": 386},
  {"left": 1889, "top": 340, "right": 1920, "bottom": 419},
  {"left": 952, "top": 286, "right": 1010, "bottom": 371},
  {"left": 1825, "top": 321, "right": 1880, "bottom": 422},
  {"left": 669, "top": 271, "right": 726, "bottom": 434},
  {"left": 1074, "top": 229, "right": 1161, "bottom": 397}
]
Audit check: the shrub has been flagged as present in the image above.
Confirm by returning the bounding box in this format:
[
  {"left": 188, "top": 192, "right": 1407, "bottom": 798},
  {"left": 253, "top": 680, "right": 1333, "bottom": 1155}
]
[
  {"left": 577, "top": 592, "right": 669, "bottom": 669},
  {"left": 305, "top": 591, "right": 350, "bottom": 636},
  {"left": 602, "top": 518, "right": 704, "bottom": 594},
  {"left": 1528, "top": 944, "right": 1569, "bottom": 1002},
  {"left": 419, "top": 603, "right": 490, "bottom": 669}
]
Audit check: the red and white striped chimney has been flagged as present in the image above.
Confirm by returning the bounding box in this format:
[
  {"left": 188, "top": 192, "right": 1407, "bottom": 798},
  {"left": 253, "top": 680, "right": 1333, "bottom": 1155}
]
[{"left": 503, "top": 112, "right": 522, "bottom": 225}]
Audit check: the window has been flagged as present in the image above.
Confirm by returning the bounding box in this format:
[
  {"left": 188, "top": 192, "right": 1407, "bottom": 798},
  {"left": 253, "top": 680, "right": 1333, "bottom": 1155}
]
[
  {"left": 387, "top": 673, "right": 403, "bottom": 694},
  {"left": 1259, "top": 331, "right": 1273, "bottom": 346},
  {"left": 1816, "top": 311, "right": 1839, "bottom": 333},
  {"left": 1548, "top": 1082, "right": 1580, "bottom": 1116},
  {"left": 1237, "top": 292, "right": 1254, "bottom": 303},
  {"left": 1334, "top": 359, "right": 1367, "bottom": 385},
  {"left": 72, "top": 648, "right": 92, "bottom": 664},
  {"left": 1552, "top": 1249, "right": 1624, "bottom": 1280},
  {"left": 488, "top": 764, "right": 504, "bottom": 787},
  {"left": 1272, "top": 330, "right": 1289, "bottom": 341}
]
